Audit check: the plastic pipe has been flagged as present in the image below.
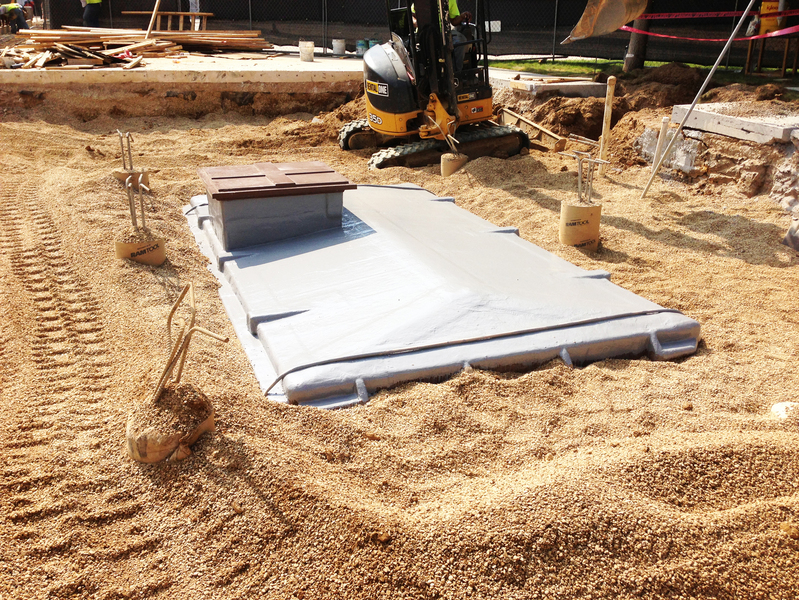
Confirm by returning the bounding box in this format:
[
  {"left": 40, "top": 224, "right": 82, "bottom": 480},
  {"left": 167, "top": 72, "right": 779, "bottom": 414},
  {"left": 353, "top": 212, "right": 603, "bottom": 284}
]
[{"left": 652, "top": 116, "right": 670, "bottom": 171}]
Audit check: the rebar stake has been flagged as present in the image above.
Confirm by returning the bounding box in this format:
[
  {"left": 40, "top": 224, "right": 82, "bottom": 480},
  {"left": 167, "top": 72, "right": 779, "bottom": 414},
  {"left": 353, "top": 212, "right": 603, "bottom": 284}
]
[
  {"left": 559, "top": 151, "right": 609, "bottom": 203},
  {"left": 118, "top": 130, "right": 134, "bottom": 171},
  {"left": 151, "top": 282, "right": 228, "bottom": 403}
]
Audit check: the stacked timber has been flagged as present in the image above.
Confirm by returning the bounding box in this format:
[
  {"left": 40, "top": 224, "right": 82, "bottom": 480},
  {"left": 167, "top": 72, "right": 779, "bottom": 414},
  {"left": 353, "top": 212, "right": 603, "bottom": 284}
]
[{"left": 0, "top": 26, "right": 273, "bottom": 69}]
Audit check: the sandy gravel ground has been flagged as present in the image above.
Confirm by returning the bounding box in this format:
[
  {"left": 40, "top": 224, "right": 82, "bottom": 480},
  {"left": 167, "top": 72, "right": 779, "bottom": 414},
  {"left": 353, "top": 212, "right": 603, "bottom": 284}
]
[{"left": 1, "top": 70, "right": 798, "bottom": 600}]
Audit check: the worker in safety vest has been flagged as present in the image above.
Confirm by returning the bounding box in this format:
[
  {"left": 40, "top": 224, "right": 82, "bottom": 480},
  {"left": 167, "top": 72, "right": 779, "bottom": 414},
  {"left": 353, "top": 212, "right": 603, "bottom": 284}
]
[
  {"left": 0, "top": 3, "right": 29, "bottom": 33},
  {"left": 80, "top": 0, "right": 101, "bottom": 28},
  {"left": 411, "top": 0, "right": 474, "bottom": 71}
]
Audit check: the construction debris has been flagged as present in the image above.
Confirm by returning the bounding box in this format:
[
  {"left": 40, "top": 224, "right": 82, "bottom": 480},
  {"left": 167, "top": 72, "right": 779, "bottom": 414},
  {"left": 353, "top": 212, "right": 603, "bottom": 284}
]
[{"left": 0, "top": 25, "right": 273, "bottom": 69}]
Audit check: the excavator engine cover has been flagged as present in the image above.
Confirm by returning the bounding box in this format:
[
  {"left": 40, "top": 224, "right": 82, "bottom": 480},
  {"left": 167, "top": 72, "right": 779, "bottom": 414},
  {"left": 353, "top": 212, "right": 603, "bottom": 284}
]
[{"left": 364, "top": 43, "right": 418, "bottom": 127}]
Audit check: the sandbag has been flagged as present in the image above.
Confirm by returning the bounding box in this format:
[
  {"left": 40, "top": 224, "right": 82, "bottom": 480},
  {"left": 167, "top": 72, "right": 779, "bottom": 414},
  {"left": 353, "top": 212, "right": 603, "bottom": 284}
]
[{"left": 126, "top": 383, "right": 215, "bottom": 463}]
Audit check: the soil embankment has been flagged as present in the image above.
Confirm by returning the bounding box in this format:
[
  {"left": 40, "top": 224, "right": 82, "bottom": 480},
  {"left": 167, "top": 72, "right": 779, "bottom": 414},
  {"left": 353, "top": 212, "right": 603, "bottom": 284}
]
[{"left": 1, "top": 64, "right": 798, "bottom": 599}]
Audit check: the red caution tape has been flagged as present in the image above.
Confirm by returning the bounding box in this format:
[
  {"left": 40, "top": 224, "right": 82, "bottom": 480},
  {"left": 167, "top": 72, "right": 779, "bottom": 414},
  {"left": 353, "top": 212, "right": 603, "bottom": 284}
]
[
  {"left": 620, "top": 22, "right": 799, "bottom": 42},
  {"left": 639, "top": 9, "right": 799, "bottom": 20}
]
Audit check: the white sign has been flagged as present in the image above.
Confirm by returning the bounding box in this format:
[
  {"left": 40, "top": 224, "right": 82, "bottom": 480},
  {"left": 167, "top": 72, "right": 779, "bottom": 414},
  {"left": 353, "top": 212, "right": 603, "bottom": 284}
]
[{"left": 485, "top": 20, "right": 501, "bottom": 33}]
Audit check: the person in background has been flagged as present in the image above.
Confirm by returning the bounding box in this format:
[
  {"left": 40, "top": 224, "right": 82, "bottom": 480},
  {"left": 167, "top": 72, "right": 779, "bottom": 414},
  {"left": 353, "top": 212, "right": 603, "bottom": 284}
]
[
  {"left": 81, "top": 0, "right": 101, "bottom": 28},
  {"left": 21, "top": 0, "right": 33, "bottom": 20},
  {"left": 0, "top": 3, "right": 29, "bottom": 33},
  {"left": 448, "top": 0, "right": 474, "bottom": 72},
  {"left": 412, "top": 1, "right": 474, "bottom": 71}
]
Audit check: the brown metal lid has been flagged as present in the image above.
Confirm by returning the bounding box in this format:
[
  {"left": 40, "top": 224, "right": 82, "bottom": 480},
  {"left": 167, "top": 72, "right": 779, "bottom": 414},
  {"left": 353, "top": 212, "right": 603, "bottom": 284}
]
[{"left": 198, "top": 161, "right": 357, "bottom": 201}]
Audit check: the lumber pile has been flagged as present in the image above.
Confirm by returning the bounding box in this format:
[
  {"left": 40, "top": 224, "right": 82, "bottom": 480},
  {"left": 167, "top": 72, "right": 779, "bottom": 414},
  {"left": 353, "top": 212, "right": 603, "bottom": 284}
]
[{"left": 0, "top": 26, "right": 273, "bottom": 70}]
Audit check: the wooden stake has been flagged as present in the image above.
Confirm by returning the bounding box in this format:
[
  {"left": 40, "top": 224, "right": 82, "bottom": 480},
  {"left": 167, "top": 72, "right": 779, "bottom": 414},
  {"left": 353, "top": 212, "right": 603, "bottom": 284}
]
[
  {"left": 145, "top": 0, "right": 162, "bottom": 40},
  {"left": 652, "top": 116, "right": 670, "bottom": 171},
  {"left": 598, "top": 75, "right": 616, "bottom": 176}
]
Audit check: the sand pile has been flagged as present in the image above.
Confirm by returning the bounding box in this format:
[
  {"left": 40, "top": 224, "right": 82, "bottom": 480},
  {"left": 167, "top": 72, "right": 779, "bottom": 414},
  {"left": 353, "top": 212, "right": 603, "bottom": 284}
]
[{"left": 0, "top": 75, "right": 798, "bottom": 599}]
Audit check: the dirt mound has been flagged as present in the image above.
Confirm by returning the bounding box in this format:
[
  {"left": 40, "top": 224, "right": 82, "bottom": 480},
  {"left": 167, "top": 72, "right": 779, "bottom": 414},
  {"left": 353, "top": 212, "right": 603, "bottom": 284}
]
[
  {"left": 636, "top": 62, "right": 704, "bottom": 87},
  {"left": 3, "top": 62, "right": 799, "bottom": 600},
  {"left": 525, "top": 96, "right": 607, "bottom": 140},
  {"left": 618, "top": 63, "right": 705, "bottom": 111},
  {"left": 496, "top": 64, "right": 706, "bottom": 141},
  {"left": 702, "top": 82, "right": 786, "bottom": 103},
  {"left": 266, "top": 95, "right": 368, "bottom": 148},
  {"left": 606, "top": 108, "right": 667, "bottom": 168}
]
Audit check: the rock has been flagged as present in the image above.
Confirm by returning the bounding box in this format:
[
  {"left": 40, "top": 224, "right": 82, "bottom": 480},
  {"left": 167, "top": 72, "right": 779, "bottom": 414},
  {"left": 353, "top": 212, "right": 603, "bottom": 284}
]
[
  {"left": 737, "top": 160, "right": 767, "bottom": 197},
  {"left": 779, "top": 522, "right": 799, "bottom": 539},
  {"left": 126, "top": 383, "right": 215, "bottom": 463},
  {"left": 782, "top": 219, "right": 799, "bottom": 252},
  {"left": 771, "top": 401, "right": 799, "bottom": 420}
]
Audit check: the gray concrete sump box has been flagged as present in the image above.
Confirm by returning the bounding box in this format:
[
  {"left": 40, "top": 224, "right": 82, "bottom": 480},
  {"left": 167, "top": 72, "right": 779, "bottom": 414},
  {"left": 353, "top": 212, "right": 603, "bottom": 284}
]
[
  {"left": 197, "top": 161, "right": 357, "bottom": 251},
  {"left": 185, "top": 173, "right": 701, "bottom": 410}
]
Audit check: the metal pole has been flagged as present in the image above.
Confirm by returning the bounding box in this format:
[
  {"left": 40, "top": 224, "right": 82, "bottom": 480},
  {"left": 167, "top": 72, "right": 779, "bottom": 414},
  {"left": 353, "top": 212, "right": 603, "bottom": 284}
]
[
  {"left": 640, "top": 0, "right": 757, "bottom": 200},
  {"left": 108, "top": 0, "right": 113, "bottom": 28},
  {"left": 726, "top": 0, "right": 739, "bottom": 69},
  {"left": 248, "top": 0, "right": 252, "bottom": 31},
  {"left": 322, "top": 0, "right": 328, "bottom": 55},
  {"left": 551, "top": 0, "right": 559, "bottom": 60}
]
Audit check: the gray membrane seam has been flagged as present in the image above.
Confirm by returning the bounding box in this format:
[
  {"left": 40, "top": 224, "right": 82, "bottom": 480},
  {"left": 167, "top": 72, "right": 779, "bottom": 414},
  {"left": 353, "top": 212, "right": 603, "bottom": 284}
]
[{"left": 263, "top": 307, "right": 685, "bottom": 394}]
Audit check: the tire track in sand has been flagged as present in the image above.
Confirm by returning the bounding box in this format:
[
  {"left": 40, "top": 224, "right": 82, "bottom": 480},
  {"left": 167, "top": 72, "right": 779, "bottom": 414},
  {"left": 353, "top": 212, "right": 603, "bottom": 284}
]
[{"left": 0, "top": 176, "right": 157, "bottom": 597}]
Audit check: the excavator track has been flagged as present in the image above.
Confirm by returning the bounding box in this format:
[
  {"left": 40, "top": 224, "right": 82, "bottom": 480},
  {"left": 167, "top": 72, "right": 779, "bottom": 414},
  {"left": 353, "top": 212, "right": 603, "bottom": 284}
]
[
  {"left": 367, "top": 124, "right": 530, "bottom": 169},
  {"left": 338, "top": 119, "right": 375, "bottom": 150}
]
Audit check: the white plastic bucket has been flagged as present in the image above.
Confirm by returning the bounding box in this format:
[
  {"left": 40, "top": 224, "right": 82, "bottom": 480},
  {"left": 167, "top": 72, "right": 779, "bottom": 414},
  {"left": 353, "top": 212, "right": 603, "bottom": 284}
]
[
  {"left": 332, "top": 38, "right": 346, "bottom": 55},
  {"left": 356, "top": 39, "right": 367, "bottom": 56},
  {"left": 299, "top": 40, "right": 314, "bottom": 62}
]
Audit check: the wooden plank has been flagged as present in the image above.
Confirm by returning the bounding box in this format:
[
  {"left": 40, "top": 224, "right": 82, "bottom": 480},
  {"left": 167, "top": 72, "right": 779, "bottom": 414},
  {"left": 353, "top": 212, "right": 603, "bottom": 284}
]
[
  {"left": 45, "top": 64, "right": 95, "bottom": 69},
  {"left": 21, "top": 52, "right": 42, "bottom": 69},
  {"left": 121, "top": 11, "right": 214, "bottom": 16},
  {"left": 147, "top": 0, "right": 163, "bottom": 40},
  {"left": 16, "top": 25, "right": 272, "bottom": 55},
  {"left": 498, "top": 108, "right": 566, "bottom": 152},
  {"left": 34, "top": 51, "right": 52, "bottom": 68},
  {"left": 123, "top": 55, "right": 143, "bottom": 70},
  {"left": 67, "top": 57, "right": 103, "bottom": 65},
  {"left": 98, "top": 39, "right": 158, "bottom": 56}
]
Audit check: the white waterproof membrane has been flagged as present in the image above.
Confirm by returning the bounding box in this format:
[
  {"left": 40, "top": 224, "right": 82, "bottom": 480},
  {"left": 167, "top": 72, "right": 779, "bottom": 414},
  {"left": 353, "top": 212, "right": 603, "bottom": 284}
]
[{"left": 185, "top": 184, "right": 700, "bottom": 409}]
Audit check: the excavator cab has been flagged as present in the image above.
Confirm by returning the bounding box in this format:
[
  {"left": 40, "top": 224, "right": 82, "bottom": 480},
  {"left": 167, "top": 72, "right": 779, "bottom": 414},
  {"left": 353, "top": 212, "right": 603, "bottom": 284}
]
[{"left": 339, "top": 0, "right": 528, "bottom": 169}]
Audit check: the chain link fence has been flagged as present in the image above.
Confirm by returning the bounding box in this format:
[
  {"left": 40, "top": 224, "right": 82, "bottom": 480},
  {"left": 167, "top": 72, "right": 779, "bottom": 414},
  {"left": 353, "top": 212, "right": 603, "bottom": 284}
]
[{"left": 43, "top": 0, "right": 790, "bottom": 69}]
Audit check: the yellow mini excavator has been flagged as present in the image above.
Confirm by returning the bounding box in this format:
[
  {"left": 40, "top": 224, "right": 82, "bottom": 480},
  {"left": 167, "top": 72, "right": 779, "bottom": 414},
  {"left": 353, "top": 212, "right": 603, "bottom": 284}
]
[{"left": 339, "top": 0, "right": 529, "bottom": 169}]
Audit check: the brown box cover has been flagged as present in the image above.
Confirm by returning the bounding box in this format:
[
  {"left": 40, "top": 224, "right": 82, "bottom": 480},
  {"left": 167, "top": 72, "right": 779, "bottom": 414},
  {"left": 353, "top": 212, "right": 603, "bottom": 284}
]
[{"left": 198, "top": 161, "right": 356, "bottom": 201}]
